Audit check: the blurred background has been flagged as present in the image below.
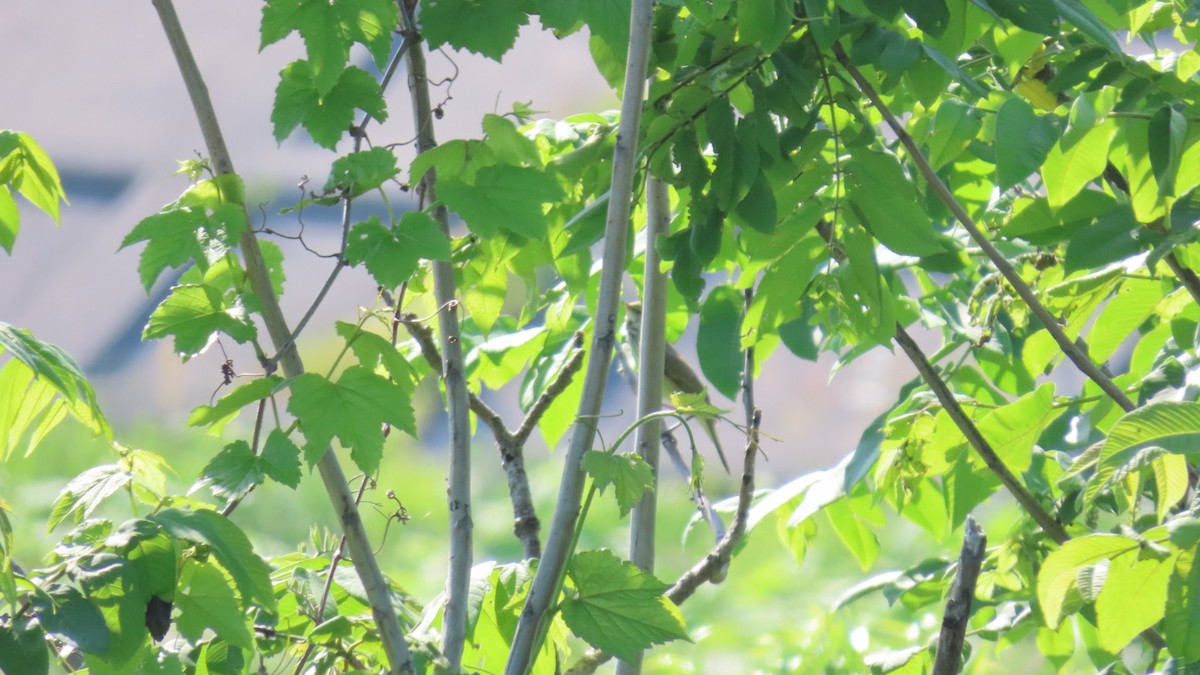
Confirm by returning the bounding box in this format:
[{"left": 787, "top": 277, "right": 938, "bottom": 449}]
[{"left": 0, "top": 3, "right": 1038, "bottom": 672}]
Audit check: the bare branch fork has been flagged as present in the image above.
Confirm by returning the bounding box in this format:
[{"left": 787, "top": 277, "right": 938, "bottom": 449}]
[
  {"left": 831, "top": 45, "right": 1136, "bottom": 413},
  {"left": 149, "top": 1, "right": 413, "bottom": 672},
  {"left": 400, "top": 314, "right": 587, "bottom": 559},
  {"left": 395, "top": 0, "right": 474, "bottom": 669}
]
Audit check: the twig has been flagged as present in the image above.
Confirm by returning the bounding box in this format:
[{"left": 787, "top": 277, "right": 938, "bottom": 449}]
[
  {"left": 617, "top": 176, "right": 672, "bottom": 675},
  {"left": 565, "top": 411, "right": 763, "bottom": 675},
  {"left": 893, "top": 326, "right": 1070, "bottom": 543},
  {"left": 397, "top": 1, "right": 474, "bottom": 668},
  {"left": 504, "top": 0, "right": 657, "bottom": 669},
  {"left": 831, "top": 44, "right": 1135, "bottom": 414},
  {"left": 932, "top": 517, "right": 986, "bottom": 675},
  {"left": 149, "top": 2, "right": 412, "bottom": 672}
]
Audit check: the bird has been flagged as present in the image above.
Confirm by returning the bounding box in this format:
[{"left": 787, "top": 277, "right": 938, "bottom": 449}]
[{"left": 623, "top": 301, "right": 730, "bottom": 472}]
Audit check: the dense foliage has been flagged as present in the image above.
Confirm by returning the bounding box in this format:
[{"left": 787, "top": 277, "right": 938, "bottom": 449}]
[{"left": 6, "top": 0, "right": 1200, "bottom": 673}]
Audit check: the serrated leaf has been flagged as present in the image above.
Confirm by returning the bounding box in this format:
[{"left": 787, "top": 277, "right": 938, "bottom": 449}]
[
  {"left": 697, "top": 286, "right": 744, "bottom": 399},
  {"left": 72, "top": 553, "right": 150, "bottom": 666},
  {"left": 988, "top": 0, "right": 1059, "bottom": 33},
  {"left": 150, "top": 508, "right": 275, "bottom": 614},
  {"left": 561, "top": 550, "right": 689, "bottom": 662},
  {"left": 0, "top": 131, "right": 66, "bottom": 227},
  {"left": 482, "top": 114, "right": 541, "bottom": 166},
  {"left": 260, "top": 429, "right": 302, "bottom": 489},
  {"left": 1038, "top": 534, "right": 1139, "bottom": 628},
  {"left": 1167, "top": 549, "right": 1200, "bottom": 661},
  {"left": 343, "top": 213, "right": 450, "bottom": 288},
  {"left": 188, "top": 376, "right": 284, "bottom": 433},
  {"left": 198, "top": 441, "right": 264, "bottom": 502},
  {"left": 49, "top": 465, "right": 132, "bottom": 532},
  {"left": 0, "top": 359, "right": 62, "bottom": 461},
  {"left": 995, "top": 97, "right": 1059, "bottom": 190},
  {"left": 0, "top": 322, "right": 109, "bottom": 439},
  {"left": 438, "top": 165, "right": 563, "bottom": 239},
  {"left": 420, "top": 0, "right": 529, "bottom": 61},
  {"left": 30, "top": 586, "right": 110, "bottom": 656},
  {"left": 1150, "top": 105, "right": 1187, "bottom": 199},
  {"left": 977, "top": 382, "right": 1056, "bottom": 474},
  {"left": 1153, "top": 453, "right": 1188, "bottom": 523},
  {"left": 1087, "top": 402, "right": 1200, "bottom": 506},
  {"left": 119, "top": 208, "right": 205, "bottom": 291},
  {"left": 582, "top": 451, "right": 655, "bottom": 517},
  {"left": 0, "top": 185, "right": 18, "bottom": 254},
  {"left": 845, "top": 148, "right": 947, "bottom": 256},
  {"left": 1042, "top": 120, "right": 1115, "bottom": 210},
  {"left": 175, "top": 560, "right": 254, "bottom": 649},
  {"left": 1096, "top": 554, "right": 1173, "bottom": 653},
  {"left": 324, "top": 147, "right": 399, "bottom": 197},
  {"left": 537, "top": 0, "right": 631, "bottom": 57},
  {"left": 288, "top": 366, "right": 416, "bottom": 474},
  {"left": 143, "top": 284, "right": 257, "bottom": 359},
  {"left": 272, "top": 62, "right": 387, "bottom": 150},
  {"left": 0, "top": 615, "right": 50, "bottom": 675},
  {"left": 261, "top": 0, "right": 397, "bottom": 94},
  {"left": 927, "top": 99, "right": 981, "bottom": 170},
  {"left": 901, "top": 0, "right": 949, "bottom": 36}
]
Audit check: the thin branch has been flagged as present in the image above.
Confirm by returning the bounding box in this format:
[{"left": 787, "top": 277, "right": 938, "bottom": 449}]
[
  {"left": 397, "top": 1, "right": 474, "bottom": 668},
  {"left": 831, "top": 44, "right": 1135, "bottom": 413},
  {"left": 149, "top": 2, "right": 412, "bottom": 673},
  {"left": 618, "top": 175, "right": 671, "bottom": 675},
  {"left": 893, "top": 326, "right": 1069, "bottom": 543},
  {"left": 504, "top": 0, "right": 657, "bottom": 669},
  {"left": 565, "top": 411, "right": 763, "bottom": 675},
  {"left": 932, "top": 517, "right": 986, "bottom": 675},
  {"left": 399, "top": 313, "right": 586, "bottom": 561}
]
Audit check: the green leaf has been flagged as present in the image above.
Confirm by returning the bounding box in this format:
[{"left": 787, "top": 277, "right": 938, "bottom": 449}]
[
  {"left": 1052, "top": 0, "right": 1119, "bottom": 53},
  {"left": 537, "top": 0, "right": 631, "bottom": 57},
  {"left": 0, "top": 359, "right": 63, "bottom": 461},
  {"left": 824, "top": 498, "right": 880, "bottom": 569},
  {"left": 742, "top": 231, "right": 827, "bottom": 346},
  {"left": 977, "top": 382, "right": 1056, "bottom": 474},
  {"left": 188, "top": 376, "right": 284, "bottom": 433},
  {"left": 697, "top": 286, "right": 744, "bottom": 399},
  {"left": 175, "top": 560, "right": 254, "bottom": 649},
  {"left": 120, "top": 208, "right": 207, "bottom": 291},
  {"left": 48, "top": 465, "right": 132, "bottom": 532},
  {"left": 1087, "top": 278, "right": 1161, "bottom": 363},
  {"left": 0, "top": 322, "right": 109, "bottom": 439},
  {"left": 1149, "top": 105, "right": 1187, "bottom": 199},
  {"left": 0, "top": 131, "right": 66, "bottom": 226},
  {"left": 1096, "top": 553, "right": 1173, "bottom": 653},
  {"left": 420, "top": 0, "right": 529, "bottom": 61},
  {"left": 1153, "top": 453, "right": 1188, "bottom": 523},
  {"left": 288, "top": 366, "right": 416, "bottom": 474},
  {"left": 72, "top": 553, "right": 150, "bottom": 667},
  {"left": 482, "top": 114, "right": 541, "bottom": 166},
  {"left": 988, "top": 0, "right": 1058, "bottom": 33},
  {"left": 803, "top": 0, "right": 840, "bottom": 50},
  {"left": 0, "top": 615, "right": 50, "bottom": 675},
  {"left": 438, "top": 165, "right": 564, "bottom": 239},
  {"left": 260, "top": 429, "right": 302, "bottom": 489},
  {"left": 995, "top": 98, "right": 1059, "bottom": 191},
  {"left": 561, "top": 550, "right": 689, "bottom": 662},
  {"left": 901, "top": 0, "right": 949, "bottom": 36},
  {"left": 324, "top": 147, "right": 399, "bottom": 197},
  {"left": 343, "top": 213, "right": 451, "bottom": 288},
  {"left": 738, "top": 0, "right": 793, "bottom": 50},
  {"left": 733, "top": 172, "right": 778, "bottom": 234},
  {"left": 30, "top": 586, "right": 110, "bottom": 656},
  {"left": 272, "top": 62, "right": 387, "bottom": 150},
  {"left": 0, "top": 185, "right": 18, "bottom": 254},
  {"left": 198, "top": 441, "right": 264, "bottom": 502},
  {"left": 143, "top": 284, "right": 257, "bottom": 359},
  {"left": 1087, "top": 402, "right": 1200, "bottom": 505},
  {"left": 261, "top": 0, "right": 397, "bottom": 94},
  {"left": 150, "top": 508, "right": 275, "bottom": 613},
  {"left": 1042, "top": 120, "right": 1115, "bottom": 210},
  {"left": 582, "top": 451, "right": 655, "bottom": 517},
  {"left": 845, "top": 148, "right": 947, "bottom": 256},
  {"left": 927, "top": 100, "right": 981, "bottom": 170},
  {"left": 1167, "top": 549, "right": 1200, "bottom": 661},
  {"left": 336, "top": 322, "right": 421, "bottom": 387},
  {"left": 1038, "top": 535, "right": 1139, "bottom": 627}
]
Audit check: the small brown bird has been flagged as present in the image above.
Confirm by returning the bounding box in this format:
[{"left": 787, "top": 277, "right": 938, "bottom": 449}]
[{"left": 624, "top": 301, "right": 730, "bottom": 472}]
